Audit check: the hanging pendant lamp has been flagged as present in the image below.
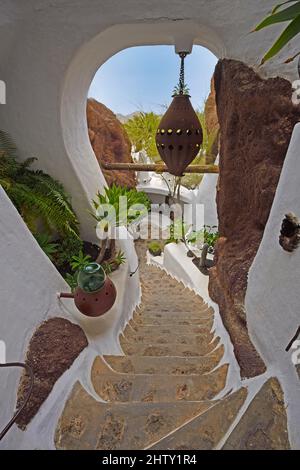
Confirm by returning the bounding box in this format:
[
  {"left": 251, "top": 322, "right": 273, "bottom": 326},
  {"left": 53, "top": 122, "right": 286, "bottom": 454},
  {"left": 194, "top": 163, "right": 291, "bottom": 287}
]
[{"left": 156, "top": 52, "right": 203, "bottom": 176}]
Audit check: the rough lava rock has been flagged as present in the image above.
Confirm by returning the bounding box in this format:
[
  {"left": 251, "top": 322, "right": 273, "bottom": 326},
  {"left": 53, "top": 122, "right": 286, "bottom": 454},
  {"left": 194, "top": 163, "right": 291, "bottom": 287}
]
[
  {"left": 87, "top": 98, "right": 136, "bottom": 188},
  {"left": 16, "top": 317, "right": 88, "bottom": 429},
  {"left": 205, "top": 78, "right": 219, "bottom": 134},
  {"left": 209, "top": 59, "right": 300, "bottom": 378},
  {"left": 204, "top": 77, "right": 219, "bottom": 163}
]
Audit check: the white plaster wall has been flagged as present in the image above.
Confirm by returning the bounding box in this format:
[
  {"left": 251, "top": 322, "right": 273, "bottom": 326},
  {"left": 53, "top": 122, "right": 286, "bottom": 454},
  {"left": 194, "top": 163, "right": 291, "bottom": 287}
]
[
  {"left": 245, "top": 123, "right": 300, "bottom": 450},
  {"left": 0, "top": 1, "right": 299, "bottom": 238},
  {"left": 137, "top": 173, "right": 194, "bottom": 205},
  {"left": 195, "top": 167, "right": 219, "bottom": 228},
  {"left": 138, "top": 164, "right": 218, "bottom": 228},
  {"left": 0, "top": 187, "right": 69, "bottom": 444},
  {"left": 0, "top": 190, "right": 141, "bottom": 449}
]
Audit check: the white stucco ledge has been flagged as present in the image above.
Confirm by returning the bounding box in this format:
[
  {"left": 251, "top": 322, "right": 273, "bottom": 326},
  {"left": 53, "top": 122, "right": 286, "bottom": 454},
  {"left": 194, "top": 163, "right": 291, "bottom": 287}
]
[
  {"left": 137, "top": 173, "right": 195, "bottom": 204},
  {"left": 246, "top": 123, "right": 300, "bottom": 450},
  {"left": 195, "top": 158, "right": 219, "bottom": 228}
]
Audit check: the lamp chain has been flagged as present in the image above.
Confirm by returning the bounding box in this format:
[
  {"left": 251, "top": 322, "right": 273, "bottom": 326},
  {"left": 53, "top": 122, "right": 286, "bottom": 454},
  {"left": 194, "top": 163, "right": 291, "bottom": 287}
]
[{"left": 179, "top": 52, "right": 187, "bottom": 94}]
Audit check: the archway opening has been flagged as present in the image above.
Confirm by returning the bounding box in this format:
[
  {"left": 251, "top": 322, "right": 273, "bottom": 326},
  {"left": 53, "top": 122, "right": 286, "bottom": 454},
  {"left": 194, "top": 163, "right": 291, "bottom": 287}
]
[{"left": 86, "top": 44, "right": 219, "bottom": 191}]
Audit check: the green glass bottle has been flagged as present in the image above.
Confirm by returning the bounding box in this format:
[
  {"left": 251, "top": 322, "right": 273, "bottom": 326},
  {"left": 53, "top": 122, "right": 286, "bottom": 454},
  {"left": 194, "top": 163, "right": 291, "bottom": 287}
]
[{"left": 77, "top": 263, "right": 106, "bottom": 293}]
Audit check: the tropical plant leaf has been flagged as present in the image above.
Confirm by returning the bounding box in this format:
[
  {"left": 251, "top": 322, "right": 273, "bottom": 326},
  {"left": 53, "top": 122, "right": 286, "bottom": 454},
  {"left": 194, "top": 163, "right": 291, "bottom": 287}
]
[
  {"left": 65, "top": 272, "right": 78, "bottom": 292},
  {"left": 124, "top": 112, "right": 161, "bottom": 159},
  {"left": 114, "top": 250, "right": 126, "bottom": 266},
  {"left": 272, "top": 0, "right": 299, "bottom": 15},
  {"left": 172, "top": 84, "right": 190, "bottom": 96},
  {"left": 34, "top": 233, "right": 59, "bottom": 261},
  {"left": 254, "top": 1, "right": 300, "bottom": 31},
  {"left": 92, "top": 184, "right": 150, "bottom": 228},
  {"left": 261, "top": 14, "right": 300, "bottom": 64},
  {"left": 0, "top": 129, "right": 80, "bottom": 239},
  {"left": 70, "top": 251, "right": 92, "bottom": 272}
]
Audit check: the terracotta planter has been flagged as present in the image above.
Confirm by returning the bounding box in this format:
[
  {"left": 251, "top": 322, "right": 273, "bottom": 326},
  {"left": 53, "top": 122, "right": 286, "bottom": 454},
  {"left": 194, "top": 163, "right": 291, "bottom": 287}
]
[{"left": 74, "top": 277, "right": 117, "bottom": 317}]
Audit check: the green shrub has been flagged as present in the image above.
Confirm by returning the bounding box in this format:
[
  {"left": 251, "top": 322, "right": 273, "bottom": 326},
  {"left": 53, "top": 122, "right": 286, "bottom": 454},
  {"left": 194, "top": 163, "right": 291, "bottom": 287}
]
[
  {"left": 114, "top": 250, "right": 126, "bottom": 266},
  {"left": 70, "top": 251, "right": 92, "bottom": 272},
  {"left": 92, "top": 184, "right": 151, "bottom": 227},
  {"left": 165, "top": 219, "right": 190, "bottom": 245},
  {"left": 0, "top": 130, "right": 79, "bottom": 239},
  {"left": 65, "top": 272, "right": 78, "bottom": 292},
  {"left": 148, "top": 241, "right": 162, "bottom": 256},
  {"left": 102, "top": 250, "right": 126, "bottom": 273},
  {"left": 34, "top": 233, "right": 59, "bottom": 261},
  {"left": 187, "top": 225, "right": 219, "bottom": 248},
  {"left": 204, "top": 226, "right": 219, "bottom": 248},
  {"left": 124, "top": 112, "right": 161, "bottom": 161},
  {"left": 65, "top": 248, "right": 126, "bottom": 291},
  {"left": 55, "top": 236, "right": 83, "bottom": 267}
]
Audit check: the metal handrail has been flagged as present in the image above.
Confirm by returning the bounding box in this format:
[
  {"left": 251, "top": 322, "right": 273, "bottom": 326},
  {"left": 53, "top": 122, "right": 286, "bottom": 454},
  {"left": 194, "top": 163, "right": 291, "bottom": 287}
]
[{"left": 0, "top": 362, "right": 34, "bottom": 441}]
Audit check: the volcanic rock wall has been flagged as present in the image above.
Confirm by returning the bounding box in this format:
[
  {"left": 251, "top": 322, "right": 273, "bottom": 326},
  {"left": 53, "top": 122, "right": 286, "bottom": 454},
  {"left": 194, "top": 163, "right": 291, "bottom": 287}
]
[
  {"left": 209, "top": 59, "right": 300, "bottom": 378},
  {"left": 205, "top": 78, "right": 219, "bottom": 136},
  {"left": 204, "top": 77, "right": 219, "bottom": 163},
  {"left": 87, "top": 99, "right": 136, "bottom": 188}
]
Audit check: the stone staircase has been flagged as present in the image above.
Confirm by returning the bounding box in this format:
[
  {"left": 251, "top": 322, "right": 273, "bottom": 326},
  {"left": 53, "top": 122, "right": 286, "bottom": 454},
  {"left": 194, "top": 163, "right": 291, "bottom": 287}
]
[{"left": 54, "top": 240, "right": 290, "bottom": 450}]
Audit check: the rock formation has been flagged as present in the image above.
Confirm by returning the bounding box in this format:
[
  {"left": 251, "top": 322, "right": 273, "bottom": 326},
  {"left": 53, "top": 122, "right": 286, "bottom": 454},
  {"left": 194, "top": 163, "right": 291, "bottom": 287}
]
[
  {"left": 16, "top": 318, "right": 88, "bottom": 429},
  {"left": 204, "top": 77, "right": 219, "bottom": 163},
  {"left": 209, "top": 59, "right": 300, "bottom": 378},
  {"left": 87, "top": 98, "right": 136, "bottom": 188},
  {"left": 205, "top": 77, "right": 219, "bottom": 136}
]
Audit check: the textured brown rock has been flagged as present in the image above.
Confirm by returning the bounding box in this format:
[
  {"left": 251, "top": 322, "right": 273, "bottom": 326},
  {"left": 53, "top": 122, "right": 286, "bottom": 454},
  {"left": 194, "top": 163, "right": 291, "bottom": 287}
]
[
  {"left": 205, "top": 78, "right": 219, "bottom": 135},
  {"left": 209, "top": 59, "right": 300, "bottom": 378},
  {"left": 16, "top": 317, "right": 88, "bottom": 429},
  {"left": 223, "top": 378, "right": 290, "bottom": 449},
  {"left": 204, "top": 77, "right": 219, "bottom": 163},
  {"left": 87, "top": 98, "right": 136, "bottom": 188}
]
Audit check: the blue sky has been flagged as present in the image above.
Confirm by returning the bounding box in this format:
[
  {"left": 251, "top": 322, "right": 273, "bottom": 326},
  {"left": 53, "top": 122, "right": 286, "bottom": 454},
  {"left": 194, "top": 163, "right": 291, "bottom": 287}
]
[{"left": 88, "top": 45, "right": 217, "bottom": 115}]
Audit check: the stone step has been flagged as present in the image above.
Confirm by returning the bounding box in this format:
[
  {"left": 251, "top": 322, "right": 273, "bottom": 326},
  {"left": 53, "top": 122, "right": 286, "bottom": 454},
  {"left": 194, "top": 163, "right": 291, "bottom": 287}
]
[
  {"left": 55, "top": 382, "right": 215, "bottom": 450},
  {"left": 120, "top": 335, "right": 220, "bottom": 357},
  {"left": 142, "top": 298, "right": 205, "bottom": 312},
  {"left": 128, "top": 323, "right": 213, "bottom": 336},
  {"left": 139, "top": 293, "right": 206, "bottom": 309},
  {"left": 150, "top": 387, "right": 248, "bottom": 450},
  {"left": 121, "top": 329, "right": 215, "bottom": 346},
  {"left": 222, "top": 378, "right": 290, "bottom": 450},
  {"left": 103, "top": 346, "right": 224, "bottom": 375},
  {"left": 134, "top": 306, "right": 213, "bottom": 319},
  {"left": 142, "top": 277, "right": 211, "bottom": 300},
  {"left": 140, "top": 296, "right": 206, "bottom": 310},
  {"left": 132, "top": 314, "right": 213, "bottom": 326},
  {"left": 130, "top": 316, "right": 214, "bottom": 328},
  {"left": 91, "top": 357, "right": 229, "bottom": 403}
]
